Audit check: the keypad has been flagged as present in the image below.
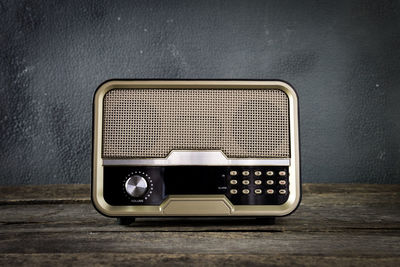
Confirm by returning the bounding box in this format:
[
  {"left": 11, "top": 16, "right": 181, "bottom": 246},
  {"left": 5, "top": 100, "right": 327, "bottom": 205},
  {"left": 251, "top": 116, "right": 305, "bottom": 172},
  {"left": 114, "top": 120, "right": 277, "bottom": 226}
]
[{"left": 226, "top": 167, "right": 289, "bottom": 205}]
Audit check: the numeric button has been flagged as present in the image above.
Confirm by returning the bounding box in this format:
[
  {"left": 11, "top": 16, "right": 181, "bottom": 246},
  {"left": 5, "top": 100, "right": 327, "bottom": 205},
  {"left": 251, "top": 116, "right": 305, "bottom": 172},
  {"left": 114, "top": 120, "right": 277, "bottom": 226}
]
[
  {"left": 230, "top": 189, "right": 238, "bottom": 194},
  {"left": 242, "top": 180, "right": 250, "bottom": 185},
  {"left": 242, "top": 189, "right": 250, "bottom": 194},
  {"left": 230, "top": 179, "right": 238, "bottom": 185}
]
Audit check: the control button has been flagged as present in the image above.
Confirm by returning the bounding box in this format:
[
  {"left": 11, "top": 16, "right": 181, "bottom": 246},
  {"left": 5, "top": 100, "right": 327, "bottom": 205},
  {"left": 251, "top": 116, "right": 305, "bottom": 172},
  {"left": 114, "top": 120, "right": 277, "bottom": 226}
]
[
  {"left": 254, "top": 189, "right": 262, "bottom": 194},
  {"left": 279, "top": 171, "right": 287, "bottom": 176},
  {"left": 230, "top": 170, "right": 237, "bottom": 176},
  {"left": 242, "top": 189, "right": 250, "bottom": 194},
  {"left": 242, "top": 171, "right": 250, "bottom": 176},
  {"left": 254, "top": 179, "right": 262, "bottom": 185},
  {"left": 279, "top": 180, "right": 287, "bottom": 185},
  {"left": 242, "top": 180, "right": 250, "bottom": 185},
  {"left": 266, "top": 179, "right": 274, "bottom": 185},
  {"left": 230, "top": 189, "right": 238, "bottom": 194},
  {"left": 266, "top": 171, "right": 274, "bottom": 176},
  {"left": 254, "top": 171, "right": 262, "bottom": 176},
  {"left": 279, "top": 189, "right": 287, "bottom": 195},
  {"left": 230, "top": 179, "right": 238, "bottom": 185},
  {"left": 125, "top": 175, "right": 148, "bottom": 198},
  {"left": 266, "top": 189, "right": 274, "bottom": 194}
]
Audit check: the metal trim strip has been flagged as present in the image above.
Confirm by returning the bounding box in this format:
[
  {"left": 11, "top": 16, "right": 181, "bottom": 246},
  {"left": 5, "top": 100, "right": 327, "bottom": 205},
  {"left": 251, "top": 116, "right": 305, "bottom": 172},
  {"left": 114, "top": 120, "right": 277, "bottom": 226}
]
[{"left": 103, "top": 151, "right": 290, "bottom": 166}]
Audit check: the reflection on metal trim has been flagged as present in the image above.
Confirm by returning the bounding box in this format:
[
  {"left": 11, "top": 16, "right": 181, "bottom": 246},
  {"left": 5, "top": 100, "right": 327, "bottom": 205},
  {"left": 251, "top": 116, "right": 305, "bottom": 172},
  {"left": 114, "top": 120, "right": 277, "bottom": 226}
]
[
  {"left": 103, "top": 151, "right": 290, "bottom": 166},
  {"left": 161, "top": 195, "right": 233, "bottom": 215}
]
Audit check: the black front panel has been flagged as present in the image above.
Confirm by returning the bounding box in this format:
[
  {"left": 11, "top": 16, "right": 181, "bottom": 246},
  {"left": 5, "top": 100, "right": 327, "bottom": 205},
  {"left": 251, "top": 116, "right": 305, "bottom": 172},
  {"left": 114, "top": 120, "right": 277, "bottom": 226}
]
[{"left": 103, "top": 166, "right": 289, "bottom": 206}]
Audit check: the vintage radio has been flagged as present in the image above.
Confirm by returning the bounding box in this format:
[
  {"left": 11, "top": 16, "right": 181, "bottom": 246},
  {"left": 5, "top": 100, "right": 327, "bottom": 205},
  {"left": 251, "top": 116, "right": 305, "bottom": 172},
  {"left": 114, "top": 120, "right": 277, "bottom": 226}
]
[{"left": 92, "top": 80, "right": 301, "bottom": 224}]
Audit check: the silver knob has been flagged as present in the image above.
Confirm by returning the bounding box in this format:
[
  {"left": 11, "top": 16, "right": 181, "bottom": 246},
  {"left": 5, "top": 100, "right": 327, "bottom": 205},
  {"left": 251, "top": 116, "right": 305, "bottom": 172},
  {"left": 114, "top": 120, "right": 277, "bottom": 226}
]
[{"left": 125, "top": 175, "right": 148, "bottom": 198}]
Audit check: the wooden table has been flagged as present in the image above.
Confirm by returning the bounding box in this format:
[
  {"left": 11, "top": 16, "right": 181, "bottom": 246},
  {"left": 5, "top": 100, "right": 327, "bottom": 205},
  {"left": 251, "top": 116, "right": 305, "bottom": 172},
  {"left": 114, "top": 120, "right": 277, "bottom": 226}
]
[{"left": 0, "top": 184, "right": 399, "bottom": 266}]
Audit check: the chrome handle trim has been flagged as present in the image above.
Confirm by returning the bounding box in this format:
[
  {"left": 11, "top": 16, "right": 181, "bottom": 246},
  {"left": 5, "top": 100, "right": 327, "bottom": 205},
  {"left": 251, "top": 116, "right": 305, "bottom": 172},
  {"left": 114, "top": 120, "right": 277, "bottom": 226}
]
[{"left": 103, "top": 150, "right": 290, "bottom": 166}]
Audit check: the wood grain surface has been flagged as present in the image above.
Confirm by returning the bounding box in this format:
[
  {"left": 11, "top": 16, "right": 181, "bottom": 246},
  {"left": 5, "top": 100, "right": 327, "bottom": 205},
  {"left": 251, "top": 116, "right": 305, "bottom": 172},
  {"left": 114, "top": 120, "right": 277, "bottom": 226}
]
[{"left": 0, "top": 184, "right": 399, "bottom": 266}]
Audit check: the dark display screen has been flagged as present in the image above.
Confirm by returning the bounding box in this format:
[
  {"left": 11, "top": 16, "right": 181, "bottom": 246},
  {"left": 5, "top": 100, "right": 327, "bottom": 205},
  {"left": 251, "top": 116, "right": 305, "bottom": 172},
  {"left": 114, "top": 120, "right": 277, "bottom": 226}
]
[{"left": 164, "top": 166, "right": 226, "bottom": 195}]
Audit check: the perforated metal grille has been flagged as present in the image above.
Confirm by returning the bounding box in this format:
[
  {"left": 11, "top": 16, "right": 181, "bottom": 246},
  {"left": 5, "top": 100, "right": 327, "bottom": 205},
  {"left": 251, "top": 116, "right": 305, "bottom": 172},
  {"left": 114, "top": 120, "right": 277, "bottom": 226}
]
[{"left": 102, "top": 89, "right": 289, "bottom": 158}]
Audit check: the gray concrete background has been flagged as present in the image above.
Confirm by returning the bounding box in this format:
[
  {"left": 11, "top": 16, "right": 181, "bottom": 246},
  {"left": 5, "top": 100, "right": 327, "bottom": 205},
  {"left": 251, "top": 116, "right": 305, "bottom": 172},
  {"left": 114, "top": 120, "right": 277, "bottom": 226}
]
[{"left": 0, "top": 0, "right": 399, "bottom": 185}]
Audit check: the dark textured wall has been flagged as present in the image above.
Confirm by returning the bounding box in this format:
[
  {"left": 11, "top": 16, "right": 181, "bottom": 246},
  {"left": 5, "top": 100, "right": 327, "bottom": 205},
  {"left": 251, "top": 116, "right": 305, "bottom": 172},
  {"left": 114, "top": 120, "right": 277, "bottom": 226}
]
[{"left": 0, "top": 0, "right": 399, "bottom": 185}]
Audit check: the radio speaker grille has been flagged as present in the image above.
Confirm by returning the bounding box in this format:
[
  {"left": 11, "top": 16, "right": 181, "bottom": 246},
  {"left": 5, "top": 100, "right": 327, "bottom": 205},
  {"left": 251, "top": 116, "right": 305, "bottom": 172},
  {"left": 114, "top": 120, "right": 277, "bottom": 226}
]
[{"left": 102, "top": 89, "right": 289, "bottom": 158}]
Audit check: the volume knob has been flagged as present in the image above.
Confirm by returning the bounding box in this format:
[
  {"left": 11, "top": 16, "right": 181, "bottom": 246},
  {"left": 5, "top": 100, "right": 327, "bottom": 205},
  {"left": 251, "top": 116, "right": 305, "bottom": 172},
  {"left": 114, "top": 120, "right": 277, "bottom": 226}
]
[{"left": 125, "top": 175, "right": 148, "bottom": 198}]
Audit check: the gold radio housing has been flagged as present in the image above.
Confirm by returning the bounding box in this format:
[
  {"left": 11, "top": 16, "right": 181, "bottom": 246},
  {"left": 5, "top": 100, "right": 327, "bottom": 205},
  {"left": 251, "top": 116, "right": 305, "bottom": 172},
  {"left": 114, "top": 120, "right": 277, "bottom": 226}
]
[{"left": 92, "top": 80, "right": 301, "bottom": 218}]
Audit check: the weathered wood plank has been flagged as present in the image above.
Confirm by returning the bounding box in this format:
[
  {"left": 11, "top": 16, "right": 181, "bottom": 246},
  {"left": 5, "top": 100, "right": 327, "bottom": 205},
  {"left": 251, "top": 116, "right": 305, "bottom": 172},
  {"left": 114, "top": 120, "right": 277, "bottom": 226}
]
[
  {"left": 0, "top": 184, "right": 90, "bottom": 204},
  {"left": 1, "top": 253, "right": 399, "bottom": 267},
  {"left": 0, "top": 192, "right": 399, "bottom": 232},
  {"left": 0, "top": 230, "right": 399, "bottom": 255},
  {"left": 0, "top": 184, "right": 399, "bottom": 266}
]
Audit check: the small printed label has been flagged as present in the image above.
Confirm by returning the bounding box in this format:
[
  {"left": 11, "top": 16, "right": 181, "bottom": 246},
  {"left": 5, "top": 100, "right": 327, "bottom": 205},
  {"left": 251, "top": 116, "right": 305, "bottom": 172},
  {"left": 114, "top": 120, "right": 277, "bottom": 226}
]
[{"left": 130, "top": 199, "right": 144, "bottom": 203}]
